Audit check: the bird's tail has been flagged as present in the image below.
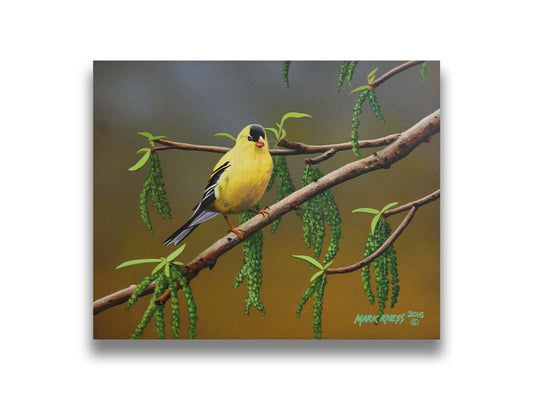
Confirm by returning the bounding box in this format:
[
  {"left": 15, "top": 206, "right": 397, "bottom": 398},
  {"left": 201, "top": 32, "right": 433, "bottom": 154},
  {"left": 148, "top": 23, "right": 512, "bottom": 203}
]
[{"left": 163, "top": 209, "right": 219, "bottom": 246}]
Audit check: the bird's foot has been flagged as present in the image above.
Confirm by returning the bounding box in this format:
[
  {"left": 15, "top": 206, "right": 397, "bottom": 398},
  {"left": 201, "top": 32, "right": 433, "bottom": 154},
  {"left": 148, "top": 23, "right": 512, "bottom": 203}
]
[
  {"left": 227, "top": 227, "right": 245, "bottom": 239},
  {"left": 251, "top": 206, "right": 271, "bottom": 218}
]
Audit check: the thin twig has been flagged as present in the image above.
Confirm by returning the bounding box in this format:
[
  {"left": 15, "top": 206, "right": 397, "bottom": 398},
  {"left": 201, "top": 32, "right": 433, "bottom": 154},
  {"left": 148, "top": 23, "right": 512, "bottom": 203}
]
[
  {"left": 152, "top": 134, "right": 401, "bottom": 156},
  {"left": 94, "top": 110, "right": 440, "bottom": 315},
  {"left": 326, "top": 207, "right": 418, "bottom": 275},
  {"left": 382, "top": 189, "right": 440, "bottom": 217},
  {"left": 304, "top": 148, "right": 338, "bottom": 165},
  {"left": 369, "top": 61, "right": 424, "bottom": 89}
]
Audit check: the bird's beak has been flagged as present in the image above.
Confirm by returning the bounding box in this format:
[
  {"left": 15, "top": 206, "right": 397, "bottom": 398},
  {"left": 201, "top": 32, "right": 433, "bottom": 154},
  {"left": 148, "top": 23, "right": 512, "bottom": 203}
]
[{"left": 256, "top": 136, "right": 265, "bottom": 148}]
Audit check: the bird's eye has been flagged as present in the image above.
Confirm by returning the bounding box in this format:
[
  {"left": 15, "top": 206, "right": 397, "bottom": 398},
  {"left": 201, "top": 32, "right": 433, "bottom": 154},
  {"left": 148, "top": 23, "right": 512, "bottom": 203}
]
[{"left": 248, "top": 136, "right": 253, "bottom": 141}]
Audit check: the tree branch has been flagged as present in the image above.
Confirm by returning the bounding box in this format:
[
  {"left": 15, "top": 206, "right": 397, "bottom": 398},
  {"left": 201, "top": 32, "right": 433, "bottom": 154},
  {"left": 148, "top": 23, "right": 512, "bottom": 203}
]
[
  {"left": 326, "top": 189, "right": 440, "bottom": 275},
  {"left": 151, "top": 134, "right": 401, "bottom": 156},
  {"left": 369, "top": 61, "right": 424, "bottom": 89},
  {"left": 382, "top": 189, "right": 440, "bottom": 217},
  {"left": 304, "top": 148, "right": 338, "bottom": 165},
  {"left": 93, "top": 109, "right": 440, "bottom": 315}
]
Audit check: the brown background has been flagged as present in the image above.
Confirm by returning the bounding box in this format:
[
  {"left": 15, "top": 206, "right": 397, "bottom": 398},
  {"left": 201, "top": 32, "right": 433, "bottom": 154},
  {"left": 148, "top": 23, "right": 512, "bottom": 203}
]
[{"left": 93, "top": 61, "right": 440, "bottom": 339}]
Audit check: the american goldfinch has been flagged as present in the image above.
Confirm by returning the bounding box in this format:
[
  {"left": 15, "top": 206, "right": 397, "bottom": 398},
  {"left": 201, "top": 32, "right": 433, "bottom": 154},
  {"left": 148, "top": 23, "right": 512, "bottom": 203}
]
[{"left": 164, "top": 124, "right": 273, "bottom": 246}]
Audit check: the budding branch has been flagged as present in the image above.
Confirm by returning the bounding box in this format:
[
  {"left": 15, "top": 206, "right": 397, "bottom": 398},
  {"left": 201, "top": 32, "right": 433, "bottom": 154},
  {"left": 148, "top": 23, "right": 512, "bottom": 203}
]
[
  {"left": 93, "top": 108, "right": 440, "bottom": 315},
  {"left": 326, "top": 189, "right": 440, "bottom": 275}
]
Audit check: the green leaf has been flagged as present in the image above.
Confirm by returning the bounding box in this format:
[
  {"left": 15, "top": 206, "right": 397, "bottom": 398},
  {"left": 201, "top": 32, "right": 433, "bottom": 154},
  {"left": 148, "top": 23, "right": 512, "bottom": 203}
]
[
  {"left": 264, "top": 127, "right": 280, "bottom": 142},
  {"left": 280, "top": 112, "right": 312, "bottom": 128},
  {"left": 381, "top": 202, "right": 399, "bottom": 213},
  {"left": 137, "top": 132, "right": 153, "bottom": 139},
  {"left": 368, "top": 76, "right": 376, "bottom": 84},
  {"left": 367, "top": 68, "right": 378, "bottom": 81},
  {"left": 128, "top": 150, "right": 151, "bottom": 172},
  {"left": 164, "top": 262, "right": 170, "bottom": 277},
  {"left": 323, "top": 261, "right": 334, "bottom": 270},
  {"left": 214, "top": 133, "right": 237, "bottom": 142},
  {"left": 292, "top": 255, "right": 324, "bottom": 270},
  {"left": 115, "top": 258, "right": 162, "bottom": 270},
  {"left": 172, "top": 261, "right": 184, "bottom": 266},
  {"left": 349, "top": 85, "right": 370, "bottom": 94},
  {"left": 369, "top": 201, "right": 399, "bottom": 233},
  {"left": 278, "top": 112, "right": 311, "bottom": 140},
  {"left": 371, "top": 215, "right": 381, "bottom": 235},
  {"left": 151, "top": 135, "right": 167, "bottom": 141},
  {"left": 166, "top": 243, "right": 187, "bottom": 262},
  {"left": 310, "top": 270, "right": 324, "bottom": 282},
  {"left": 136, "top": 147, "right": 151, "bottom": 154},
  {"left": 352, "top": 207, "right": 380, "bottom": 215},
  {"left": 151, "top": 261, "right": 166, "bottom": 275}
]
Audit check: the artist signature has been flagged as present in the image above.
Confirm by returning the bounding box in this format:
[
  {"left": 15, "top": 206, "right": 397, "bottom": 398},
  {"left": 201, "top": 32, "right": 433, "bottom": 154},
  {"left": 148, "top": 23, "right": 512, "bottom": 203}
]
[{"left": 354, "top": 311, "right": 424, "bottom": 327}]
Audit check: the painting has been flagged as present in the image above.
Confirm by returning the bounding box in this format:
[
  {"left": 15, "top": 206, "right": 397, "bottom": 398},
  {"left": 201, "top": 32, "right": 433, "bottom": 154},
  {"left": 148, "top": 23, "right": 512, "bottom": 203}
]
[{"left": 93, "top": 61, "right": 440, "bottom": 339}]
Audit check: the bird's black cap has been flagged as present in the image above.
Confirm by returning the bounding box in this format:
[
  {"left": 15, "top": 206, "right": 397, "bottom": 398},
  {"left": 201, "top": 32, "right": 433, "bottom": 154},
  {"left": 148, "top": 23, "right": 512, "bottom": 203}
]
[{"left": 249, "top": 124, "right": 265, "bottom": 142}]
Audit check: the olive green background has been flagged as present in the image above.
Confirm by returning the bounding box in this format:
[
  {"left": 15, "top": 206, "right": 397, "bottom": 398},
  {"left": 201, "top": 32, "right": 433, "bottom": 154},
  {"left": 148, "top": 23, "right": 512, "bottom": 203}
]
[{"left": 93, "top": 61, "right": 440, "bottom": 339}]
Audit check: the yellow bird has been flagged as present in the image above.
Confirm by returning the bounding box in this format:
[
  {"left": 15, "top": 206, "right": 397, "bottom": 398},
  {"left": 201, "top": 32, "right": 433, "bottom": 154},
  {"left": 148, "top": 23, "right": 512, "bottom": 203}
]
[{"left": 164, "top": 124, "right": 273, "bottom": 245}]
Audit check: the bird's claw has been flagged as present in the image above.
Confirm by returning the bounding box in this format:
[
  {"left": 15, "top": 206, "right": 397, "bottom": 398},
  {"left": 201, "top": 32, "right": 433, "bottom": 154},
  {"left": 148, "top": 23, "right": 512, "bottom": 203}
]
[
  {"left": 252, "top": 206, "right": 271, "bottom": 218},
  {"left": 228, "top": 227, "right": 245, "bottom": 239}
]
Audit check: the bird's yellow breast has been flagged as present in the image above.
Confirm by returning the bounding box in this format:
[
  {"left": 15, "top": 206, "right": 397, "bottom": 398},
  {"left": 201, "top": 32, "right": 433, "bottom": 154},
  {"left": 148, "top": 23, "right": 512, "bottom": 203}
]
[{"left": 210, "top": 146, "right": 273, "bottom": 215}]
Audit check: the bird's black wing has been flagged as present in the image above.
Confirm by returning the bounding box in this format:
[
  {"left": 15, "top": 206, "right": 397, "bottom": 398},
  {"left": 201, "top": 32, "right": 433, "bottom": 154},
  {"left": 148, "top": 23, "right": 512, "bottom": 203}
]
[
  {"left": 164, "top": 161, "right": 231, "bottom": 245},
  {"left": 192, "top": 161, "right": 231, "bottom": 213}
]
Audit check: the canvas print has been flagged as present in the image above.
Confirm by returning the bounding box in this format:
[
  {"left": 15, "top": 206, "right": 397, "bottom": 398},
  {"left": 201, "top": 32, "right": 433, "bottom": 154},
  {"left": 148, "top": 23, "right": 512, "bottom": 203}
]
[{"left": 93, "top": 61, "right": 440, "bottom": 339}]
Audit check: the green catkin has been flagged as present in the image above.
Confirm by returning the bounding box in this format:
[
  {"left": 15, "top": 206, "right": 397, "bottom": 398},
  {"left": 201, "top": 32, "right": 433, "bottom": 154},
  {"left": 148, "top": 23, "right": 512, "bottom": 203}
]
[
  {"left": 173, "top": 268, "right": 197, "bottom": 339},
  {"left": 322, "top": 188, "right": 342, "bottom": 263},
  {"left": 300, "top": 165, "right": 342, "bottom": 261},
  {"left": 139, "top": 178, "right": 153, "bottom": 233},
  {"left": 168, "top": 271, "right": 180, "bottom": 338},
  {"left": 346, "top": 61, "right": 358, "bottom": 85},
  {"left": 126, "top": 274, "right": 154, "bottom": 311},
  {"left": 131, "top": 274, "right": 166, "bottom": 339},
  {"left": 282, "top": 61, "right": 291, "bottom": 87},
  {"left": 138, "top": 153, "right": 172, "bottom": 233},
  {"left": 131, "top": 301, "right": 156, "bottom": 339},
  {"left": 336, "top": 61, "right": 350, "bottom": 92},
  {"left": 367, "top": 89, "right": 385, "bottom": 123},
  {"left": 300, "top": 166, "right": 324, "bottom": 257},
  {"left": 361, "top": 235, "right": 376, "bottom": 305},
  {"left": 351, "top": 89, "right": 369, "bottom": 157},
  {"left": 149, "top": 153, "right": 172, "bottom": 219},
  {"left": 312, "top": 275, "right": 327, "bottom": 339},
  {"left": 271, "top": 156, "right": 297, "bottom": 233},
  {"left": 374, "top": 219, "right": 392, "bottom": 321},
  {"left": 296, "top": 278, "right": 320, "bottom": 317},
  {"left": 420, "top": 61, "right": 428, "bottom": 83},
  {"left": 360, "top": 218, "right": 399, "bottom": 313},
  {"left": 154, "top": 276, "right": 167, "bottom": 339},
  {"left": 388, "top": 243, "right": 400, "bottom": 308},
  {"left": 235, "top": 204, "right": 266, "bottom": 315},
  {"left": 266, "top": 157, "right": 279, "bottom": 191}
]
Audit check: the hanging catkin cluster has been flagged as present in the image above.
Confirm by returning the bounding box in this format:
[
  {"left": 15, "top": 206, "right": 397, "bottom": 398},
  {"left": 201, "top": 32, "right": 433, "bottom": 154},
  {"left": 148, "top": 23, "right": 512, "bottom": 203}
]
[
  {"left": 351, "top": 87, "right": 386, "bottom": 157},
  {"left": 351, "top": 88, "right": 369, "bottom": 158},
  {"left": 367, "top": 89, "right": 385, "bottom": 123},
  {"left": 361, "top": 218, "right": 400, "bottom": 320},
  {"left": 267, "top": 155, "right": 297, "bottom": 233},
  {"left": 282, "top": 61, "right": 291, "bottom": 87},
  {"left": 139, "top": 152, "right": 172, "bottom": 232},
  {"left": 127, "top": 264, "right": 198, "bottom": 339},
  {"left": 337, "top": 61, "right": 358, "bottom": 92},
  {"left": 234, "top": 204, "right": 266, "bottom": 315},
  {"left": 300, "top": 165, "right": 342, "bottom": 262},
  {"left": 296, "top": 274, "right": 328, "bottom": 339}
]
